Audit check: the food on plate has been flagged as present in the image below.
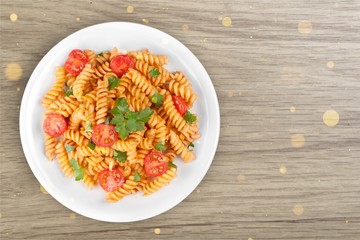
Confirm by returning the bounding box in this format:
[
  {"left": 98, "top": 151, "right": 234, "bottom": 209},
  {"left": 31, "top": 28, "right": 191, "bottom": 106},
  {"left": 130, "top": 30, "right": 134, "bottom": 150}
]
[{"left": 41, "top": 48, "right": 200, "bottom": 202}]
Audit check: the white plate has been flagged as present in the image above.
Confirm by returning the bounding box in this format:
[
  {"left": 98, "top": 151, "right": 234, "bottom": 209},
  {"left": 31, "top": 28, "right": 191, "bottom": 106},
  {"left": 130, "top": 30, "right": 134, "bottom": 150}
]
[{"left": 20, "top": 22, "right": 220, "bottom": 222}]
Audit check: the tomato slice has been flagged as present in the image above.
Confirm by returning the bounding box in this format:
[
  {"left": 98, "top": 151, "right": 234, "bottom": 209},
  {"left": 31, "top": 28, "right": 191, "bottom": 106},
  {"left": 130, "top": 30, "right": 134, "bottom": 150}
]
[
  {"left": 92, "top": 124, "right": 118, "bottom": 147},
  {"left": 110, "top": 54, "right": 135, "bottom": 77},
  {"left": 98, "top": 169, "right": 125, "bottom": 192},
  {"left": 43, "top": 113, "right": 67, "bottom": 137},
  {"left": 64, "top": 49, "right": 88, "bottom": 76},
  {"left": 172, "top": 95, "right": 187, "bottom": 116},
  {"left": 144, "top": 150, "right": 168, "bottom": 177}
]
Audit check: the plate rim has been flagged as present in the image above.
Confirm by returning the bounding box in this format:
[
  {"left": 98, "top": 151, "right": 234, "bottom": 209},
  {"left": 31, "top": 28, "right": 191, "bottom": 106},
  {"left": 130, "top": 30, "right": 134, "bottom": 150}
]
[{"left": 19, "top": 21, "right": 220, "bottom": 222}]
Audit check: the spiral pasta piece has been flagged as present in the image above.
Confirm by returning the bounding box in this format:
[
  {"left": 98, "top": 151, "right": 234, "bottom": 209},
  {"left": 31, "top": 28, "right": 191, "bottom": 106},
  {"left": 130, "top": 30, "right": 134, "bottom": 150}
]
[
  {"left": 135, "top": 60, "right": 171, "bottom": 86},
  {"left": 93, "top": 61, "right": 112, "bottom": 80},
  {"left": 66, "top": 73, "right": 76, "bottom": 88},
  {"left": 68, "top": 106, "right": 87, "bottom": 130},
  {"left": 112, "top": 139, "right": 138, "bottom": 152},
  {"left": 163, "top": 95, "right": 189, "bottom": 134},
  {"left": 173, "top": 71, "right": 191, "bottom": 88},
  {"left": 95, "top": 75, "right": 109, "bottom": 125},
  {"left": 106, "top": 177, "right": 138, "bottom": 202},
  {"left": 144, "top": 167, "right": 176, "bottom": 196},
  {"left": 84, "top": 49, "right": 96, "bottom": 68},
  {"left": 128, "top": 51, "right": 168, "bottom": 67},
  {"left": 47, "top": 96, "right": 79, "bottom": 117},
  {"left": 63, "top": 129, "right": 87, "bottom": 145},
  {"left": 126, "top": 68, "right": 156, "bottom": 97},
  {"left": 45, "top": 134, "right": 56, "bottom": 161},
  {"left": 82, "top": 173, "right": 97, "bottom": 189},
  {"left": 95, "top": 51, "right": 110, "bottom": 65},
  {"left": 168, "top": 130, "right": 195, "bottom": 163},
  {"left": 166, "top": 79, "right": 197, "bottom": 108},
  {"left": 55, "top": 141, "right": 74, "bottom": 177},
  {"left": 42, "top": 67, "right": 66, "bottom": 108},
  {"left": 73, "top": 64, "right": 93, "bottom": 101}
]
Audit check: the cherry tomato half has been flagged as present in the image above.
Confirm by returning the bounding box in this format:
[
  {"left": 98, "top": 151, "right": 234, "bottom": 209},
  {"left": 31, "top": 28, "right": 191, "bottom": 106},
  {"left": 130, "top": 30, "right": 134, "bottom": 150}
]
[
  {"left": 43, "top": 113, "right": 67, "bottom": 137},
  {"left": 172, "top": 95, "right": 187, "bottom": 116},
  {"left": 110, "top": 54, "right": 135, "bottom": 77},
  {"left": 144, "top": 150, "right": 168, "bottom": 177},
  {"left": 98, "top": 169, "right": 125, "bottom": 192},
  {"left": 64, "top": 49, "right": 88, "bottom": 76},
  {"left": 92, "top": 124, "right": 118, "bottom": 147}
]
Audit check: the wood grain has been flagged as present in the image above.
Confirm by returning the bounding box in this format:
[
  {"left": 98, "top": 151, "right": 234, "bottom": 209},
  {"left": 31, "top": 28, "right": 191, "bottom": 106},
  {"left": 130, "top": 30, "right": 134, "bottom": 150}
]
[{"left": 1, "top": 0, "right": 360, "bottom": 239}]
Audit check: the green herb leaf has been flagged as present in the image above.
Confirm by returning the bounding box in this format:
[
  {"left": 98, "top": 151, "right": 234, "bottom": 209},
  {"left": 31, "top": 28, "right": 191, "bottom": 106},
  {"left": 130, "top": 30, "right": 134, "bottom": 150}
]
[
  {"left": 88, "top": 139, "right": 96, "bottom": 150},
  {"left": 114, "top": 150, "right": 127, "bottom": 163},
  {"left": 118, "top": 125, "right": 130, "bottom": 140},
  {"left": 69, "top": 159, "right": 80, "bottom": 170},
  {"left": 184, "top": 111, "right": 197, "bottom": 124},
  {"left": 137, "top": 108, "right": 154, "bottom": 122},
  {"left": 187, "top": 142, "right": 195, "bottom": 150},
  {"left": 125, "top": 111, "right": 138, "bottom": 120},
  {"left": 115, "top": 98, "right": 129, "bottom": 113},
  {"left": 134, "top": 171, "right": 141, "bottom": 182},
  {"left": 148, "top": 68, "right": 161, "bottom": 78},
  {"left": 110, "top": 113, "right": 125, "bottom": 125},
  {"left": 97, "top": 51, "right": 106, "bottom": 56},
  {"left": 127, "top": 118, "right": 144, "bottom": 132},
  {"left": 65, "top": 144, "right": 75, "bottom": 153},
  {"left": 108, "top": 76, "right": 120, "bottom": 90},
  {"left": 85, "top": 120, "right": 93, "bottom": 132},
  {"left": 105, "top": 116, "right": 111, "bottom": 125},
  {"left": 150, "top": 93, "right": 164, "bottom": 107},
  {"left": 74, "top": 168, "right": 85, "bottom": 181},
  {"left": 168, "top": 161, "right": 177, "bottom": 168},
  {"left": 65, "top": 88, "right": 73, "bottom": 97},
  {"left": 155, "top": 141, "right": 166, "bottom": 151}
]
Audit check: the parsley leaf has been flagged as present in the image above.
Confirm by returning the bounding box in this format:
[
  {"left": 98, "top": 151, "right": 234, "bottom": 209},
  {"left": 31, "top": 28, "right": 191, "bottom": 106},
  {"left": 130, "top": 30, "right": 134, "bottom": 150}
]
[
  {"left": 74, "top": 168, "right": 85, "bottom": 181},
  {"left": 65, "top": 88, "right": 73, "bottom": 97},
  {"left": 65, "top": 144, "right": 74, "bottom": 153},
  {"left": 187, "top": 142, "right": 195, "bottom": 151},
  {"left": 69, "top": 159, "right": 80, "bottom": 170},
  {"left": 137, "top": 108, "right": 154, "bottom": 122},
  {"left": 110, "top": 98, "right": 154, "bottom": 140},
  {"left": 149, "top": 68, "right": 161, "bottom": 78},
  {"left": 150, "top": 93, "right": 164, "bottom": 107},
  {"left": 134, "top": 171, "right": 141, "bottom": 182},
  {"left": 88, "top": 139, "right": 96, "bottom": 150},
  {"left": 69, "top": 159, "right": 85, "bottom": 181},
  {"left": 85, "top": 120, "right": 92, "bottom": 132},
  {"left": 108, "top": 76, "right": 120, "bottom": 90},
  {"left": 184, "top": 111, "right": 197, "bottom": 124},
  {"left": 168, "top": 161, "right": 177, "bottom": 168},
  {"left": 114, "top": 150, "right": 126, "bottom": 163},
  {"left": 155, "top": 141, "right": 166, "bottom": 151}
]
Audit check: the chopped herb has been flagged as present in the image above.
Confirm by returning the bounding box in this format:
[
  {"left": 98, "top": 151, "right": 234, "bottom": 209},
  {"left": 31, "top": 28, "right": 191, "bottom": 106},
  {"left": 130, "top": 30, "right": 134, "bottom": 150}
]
[
  {"left": 155, "top": 141, "right": 166, "bottom": 151},
  {"left": 65, "top": 144, "right": 75, "bottom": 153},
  {"left": 88, "top": 139, "right": 96, "bottom": 150},
  {"left": 85, "top": 120, "right": 93, "bottom": 132},
  {"left": 110, "top": 98, "right": 154, "bottom": 140},
  {"left": 65, "top": 88, "right": 73, "bottom": 97},
  {"left": 148, "top": 68, "right": 161, "bottom": 78},
  {"left": 105, "top": 116, "right": 111, "bottom": 125},
  {"left": 134, "top": 171, "right": 141, "bottom": 182},
  {"left": 114, "top": 150, "right": 126, "bottom": 163},
  {"left": 69, "top": 159, "right": 85, "bottom": 181},
  {"left": 97, "top": 51, "right": 105, "bottom": 56},
  {"left": 150, "top": 92, "right": 164, "bottom": 107},
  {"left": 168, "top": 161, "right": 177, "bottom": 168},
  {"left": 184, "top": 111, "right": 197, "bottom": 124},
  {"left": 187, "top": 142, "right": 195, "bottom": 151},
  {"left": 108, "top": 76, "right": 120, "bottom": 90}
]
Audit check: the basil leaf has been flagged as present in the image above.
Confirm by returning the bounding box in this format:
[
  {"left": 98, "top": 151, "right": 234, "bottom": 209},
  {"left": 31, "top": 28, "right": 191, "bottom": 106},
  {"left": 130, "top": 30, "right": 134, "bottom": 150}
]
[
  {"left": 114, "top": 150, "right": 126, "bottom": 163},
  {"left": 65, "top": 88, "right": 73, "bottom": 97},
  {"left": 108, "top": 76, "right": 120, "bottom": 90},
  {"left": 184, "top": 111, "right": 197, "bottom": 124},
  {"left": 88, "top": 140, "right": 96, "bottom": 150},
  {"left": 137, "top": 108, "right": 154, "bottom": 122},
  {"left": 150, "top": 93, "right": 164, "bottom": 107},
  {"left": 155, "top": 141, "right": 166, "bottom": 151},
  {"left": 148, "top": 68, "right": 160, "bottom": 78},
  {"left": 168, "top": 162, "right": 177, "bottom": 168},
  {"left": 65, "top": 144, "right": 74, "bottom": 153},
  {"left": 74, "top": 168, "right": 85, "bottom": 181},
  {"left": 69, "top": 159, "right": 80, "bottom": 170},
  {"left": 134, "top": 171, "right": 141, "bottom": 182}
]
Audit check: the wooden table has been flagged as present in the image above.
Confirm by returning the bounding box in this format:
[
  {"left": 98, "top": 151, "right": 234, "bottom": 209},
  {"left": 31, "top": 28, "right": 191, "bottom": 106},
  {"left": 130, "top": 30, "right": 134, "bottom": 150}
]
[{"left": 1, "top": 0, "right": 360, "bottom": 239}]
